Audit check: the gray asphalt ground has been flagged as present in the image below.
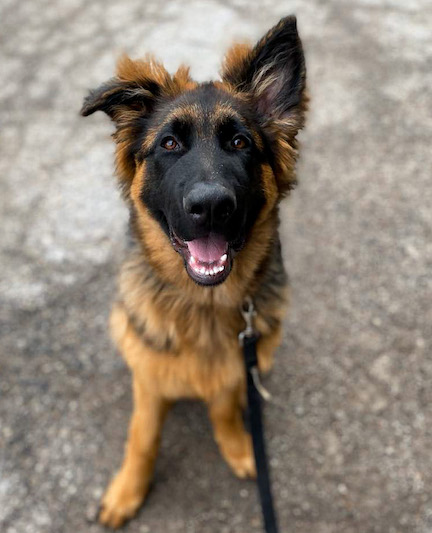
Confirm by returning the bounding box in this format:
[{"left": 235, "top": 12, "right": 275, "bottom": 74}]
[{"left": 1, "top": 0, "right": 431, "bottom": 532}]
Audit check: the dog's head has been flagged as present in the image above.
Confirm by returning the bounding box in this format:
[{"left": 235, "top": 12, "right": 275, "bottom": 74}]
[{"left": 81, "top": 16, "right": 306, "bottom": 287}]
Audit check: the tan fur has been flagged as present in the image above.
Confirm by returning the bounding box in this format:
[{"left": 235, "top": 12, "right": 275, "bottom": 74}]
[
  {"left": 116, "top": 54, "right": 196, "bottom": 96},
  {"left": 220, "top": 42, "right": 253, "bottom": 88}
]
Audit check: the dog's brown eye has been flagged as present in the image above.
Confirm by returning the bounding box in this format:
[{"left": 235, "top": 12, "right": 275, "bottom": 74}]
[
  {"left": 231, "top": 135, "right": 248, "bottom": 150},
  {"left": 161, "top": 137, "right": 178, "bottom": 151}
]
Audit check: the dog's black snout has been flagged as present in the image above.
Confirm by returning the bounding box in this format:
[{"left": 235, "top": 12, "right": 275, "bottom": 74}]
[{"left": 183, "top": 183, "right": 237, "bottom": 226}]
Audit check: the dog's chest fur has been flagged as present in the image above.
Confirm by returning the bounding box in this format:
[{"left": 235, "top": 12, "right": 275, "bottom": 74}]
[{"left": 110, "top": 236, "right": 288, "bottom": 401}]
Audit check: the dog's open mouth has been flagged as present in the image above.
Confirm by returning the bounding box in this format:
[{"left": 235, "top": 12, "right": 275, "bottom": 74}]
[{"left": 171, "top": 232, "right": 232, "bottom": 286}]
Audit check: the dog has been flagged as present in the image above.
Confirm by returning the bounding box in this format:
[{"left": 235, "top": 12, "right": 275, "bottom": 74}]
[{"left": 81, "top": 15, "right": 307, "bottom": 528}]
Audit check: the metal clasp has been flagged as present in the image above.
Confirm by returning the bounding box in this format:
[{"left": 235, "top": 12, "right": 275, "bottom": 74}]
[
  {"left": 238, "top": 296, "right": 257, "bottom": 346},
  {"left": 239, "top": 297, "right": 272, "bottom": 402}
]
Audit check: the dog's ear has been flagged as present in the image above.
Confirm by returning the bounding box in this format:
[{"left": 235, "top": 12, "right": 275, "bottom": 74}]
[
  {"left": 81, "top": 54, "right": 189, "bottom": 120},
  {"left": 81, "top": 55, "right": 194, "bottom": 197},
  {"left": 222, "top": 16, "right": 306, "bottom": 125},
  {"left": 222, "top": 16, "right": 307, "bottom": 193},
  {"left": 80, "top": 78, "right": 155, "bottom": 120}
]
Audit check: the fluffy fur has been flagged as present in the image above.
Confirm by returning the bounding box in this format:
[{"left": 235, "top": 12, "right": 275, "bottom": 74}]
[{"left": 81, "top": 15, "right": 307, "bottom": 528}]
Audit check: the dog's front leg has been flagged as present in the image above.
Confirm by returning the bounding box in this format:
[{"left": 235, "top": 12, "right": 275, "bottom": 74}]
[
  {"left": 208, "top": 387, "right": 256, "bottom": 479},
  {"left": 99, "top": 378, "right": 171, "bottom": 529}
]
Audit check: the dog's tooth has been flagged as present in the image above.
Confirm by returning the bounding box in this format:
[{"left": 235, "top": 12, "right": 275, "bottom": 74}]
[
  {"left": 190, "top": 256, "right": 196, "bottom": 264},
  {"left": 221, "top": 254, "right": 227, "bottom": 262},
  {"left": 200, "top": 267, "right": 206, "bottom": 275}
]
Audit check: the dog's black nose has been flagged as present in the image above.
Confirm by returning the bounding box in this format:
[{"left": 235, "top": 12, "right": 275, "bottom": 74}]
[{"left": 183, "top": 183, "right": 237, "bottom": 227}]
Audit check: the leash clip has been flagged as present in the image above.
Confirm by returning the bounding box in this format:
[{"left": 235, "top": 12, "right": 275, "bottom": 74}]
[
  {"left": 238, "top": 296, "right": 257, "bottom": 346},
  {"left": 239, "top": 297, "right": 273, "bottom": 403}
]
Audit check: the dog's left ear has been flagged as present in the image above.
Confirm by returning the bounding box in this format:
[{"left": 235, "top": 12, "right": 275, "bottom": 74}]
[{"left": 222, "top": 16, "right": 307, "bottom": 193}]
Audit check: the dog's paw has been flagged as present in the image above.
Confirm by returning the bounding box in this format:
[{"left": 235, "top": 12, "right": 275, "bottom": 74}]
[
  {"left": 216, "top": 429, "right": 257, "bottom": 480},
  {"left": 98, "top": 471, "right": 147, "bottom": 529},
  {"left": 226, "top": 451, "right": 257, "bottom": 479}
]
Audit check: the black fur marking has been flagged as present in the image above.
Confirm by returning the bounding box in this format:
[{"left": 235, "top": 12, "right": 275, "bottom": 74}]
[
  {"left": 138, "top": 85, "right": 266, "bottom": 249},
  {"left": 127, "top": 310, "right": 176, "bottom": 353},
  {"left": 118, "top": 250, "right": 179, "bottom": 353}
]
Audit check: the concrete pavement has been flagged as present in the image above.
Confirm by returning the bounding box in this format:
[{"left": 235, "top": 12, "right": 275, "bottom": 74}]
[{"left": 1, "top": 0, "right": 431, "bottom": 531}]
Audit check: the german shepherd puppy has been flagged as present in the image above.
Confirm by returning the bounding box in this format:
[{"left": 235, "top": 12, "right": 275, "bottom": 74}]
[{"left": 81, "top": 15, "right": 306, "bottom": 528}]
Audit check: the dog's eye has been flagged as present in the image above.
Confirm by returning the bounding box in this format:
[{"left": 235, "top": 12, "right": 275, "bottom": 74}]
[
  {"left": 231, "top": 134, "right": 249, "bottom": 150},
  {"left": 161, "top": 137, "right": 179, "bottom": 151}
]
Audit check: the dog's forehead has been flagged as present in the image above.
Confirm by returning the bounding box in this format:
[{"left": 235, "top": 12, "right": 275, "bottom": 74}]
[{"left": 157, "top": 83, "right": 247, "bottom": 131}]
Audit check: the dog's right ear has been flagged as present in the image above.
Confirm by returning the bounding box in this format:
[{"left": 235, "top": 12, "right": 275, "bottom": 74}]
[
  {"left": 80, "top": 78, "right": 155, "bottom": 120},
  {"left": 80, "top": 54, "right": 182, "bottom": 121}
]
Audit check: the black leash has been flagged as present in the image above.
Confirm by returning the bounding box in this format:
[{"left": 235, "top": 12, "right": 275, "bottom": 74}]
[{"left": 239, "top": 298, "right": 279, "bottom": 533}]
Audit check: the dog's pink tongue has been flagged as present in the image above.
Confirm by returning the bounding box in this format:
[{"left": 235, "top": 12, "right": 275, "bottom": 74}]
[{"left": 186, "top": 235, "right": 227, "bottom": 263}]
